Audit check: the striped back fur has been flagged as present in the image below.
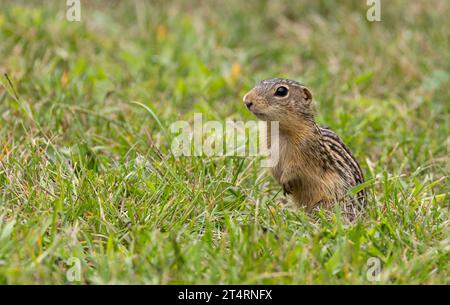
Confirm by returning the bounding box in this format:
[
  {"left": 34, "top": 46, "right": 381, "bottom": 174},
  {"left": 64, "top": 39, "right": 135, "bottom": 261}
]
[{"left": 318, "top": 126, "right": 367, "bottom": 209}]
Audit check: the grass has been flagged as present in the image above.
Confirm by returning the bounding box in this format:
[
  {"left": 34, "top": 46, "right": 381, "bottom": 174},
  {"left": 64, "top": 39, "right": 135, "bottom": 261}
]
[{"left": 0, "top": 0, "right": 449, "bottom": 284}]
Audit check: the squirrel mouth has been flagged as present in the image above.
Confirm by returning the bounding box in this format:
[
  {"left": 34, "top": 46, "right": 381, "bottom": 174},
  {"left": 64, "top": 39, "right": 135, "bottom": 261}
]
[{"left": 251, "top": 111, "right": 267, "bottom": 119}]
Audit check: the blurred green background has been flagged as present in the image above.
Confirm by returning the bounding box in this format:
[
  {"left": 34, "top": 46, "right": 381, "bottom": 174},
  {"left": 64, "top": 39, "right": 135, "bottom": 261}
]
[{"left": 0, "top": 0, "right": 448, "bottom": 284}]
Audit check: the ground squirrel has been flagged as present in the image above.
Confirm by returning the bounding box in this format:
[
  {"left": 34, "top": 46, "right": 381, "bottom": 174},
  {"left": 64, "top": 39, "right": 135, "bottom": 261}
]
[{"left": 243, "top": 78, "right": 366, "bottom": 219}]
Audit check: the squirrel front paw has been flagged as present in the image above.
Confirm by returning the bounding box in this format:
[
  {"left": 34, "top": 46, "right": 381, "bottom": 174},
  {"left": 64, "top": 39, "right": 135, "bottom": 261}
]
[
  {"left": 280, "top": 171, "right": 296, "bottom": 196},
  {"left": 282, "top": 181, "right": 294, "bottom": 196}
]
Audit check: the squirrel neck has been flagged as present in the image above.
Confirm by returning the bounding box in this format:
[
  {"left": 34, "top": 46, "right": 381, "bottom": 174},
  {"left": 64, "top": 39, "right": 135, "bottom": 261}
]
[
  {"left": 272, "top": 119, "right": 332, "bottom": 171},
  {"left": 265, "top": 115, "right": 329, "bottom": 153},
  {"left": 278, "top": 118, "right": 320, "bottom": 148}
]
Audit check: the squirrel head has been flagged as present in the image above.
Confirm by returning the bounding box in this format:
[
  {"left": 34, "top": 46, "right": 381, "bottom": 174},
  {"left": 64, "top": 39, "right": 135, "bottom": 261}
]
[{"left": 243, "top": 78, "right": 314, "bottom": 129}]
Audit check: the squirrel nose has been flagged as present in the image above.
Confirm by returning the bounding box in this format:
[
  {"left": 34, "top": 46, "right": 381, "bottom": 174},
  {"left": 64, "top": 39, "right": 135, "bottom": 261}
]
[{"left": 243, "top": 92, "right": 254, "bottom": 109}]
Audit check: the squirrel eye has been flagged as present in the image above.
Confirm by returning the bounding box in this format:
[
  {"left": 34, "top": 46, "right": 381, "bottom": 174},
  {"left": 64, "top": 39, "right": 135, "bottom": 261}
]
[{"left": 275, "top": 86, "right": 288, "bottom": 97}]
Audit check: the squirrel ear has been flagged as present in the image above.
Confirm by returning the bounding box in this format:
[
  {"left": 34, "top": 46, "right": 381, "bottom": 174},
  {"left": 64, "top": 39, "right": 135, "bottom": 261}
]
[{"left": 301, "top": 87, "right": 313, "bottom": 104}]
